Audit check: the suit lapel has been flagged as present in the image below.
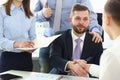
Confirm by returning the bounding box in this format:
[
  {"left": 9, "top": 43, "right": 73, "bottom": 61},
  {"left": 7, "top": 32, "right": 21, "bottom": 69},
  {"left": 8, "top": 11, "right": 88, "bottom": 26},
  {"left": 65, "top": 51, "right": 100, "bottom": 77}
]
[
  {"left": 66, "top": 30, "right": 73, "bottom": 60},
  {"left": 81, "top": 32, "right": 90, "bottom": 59}
]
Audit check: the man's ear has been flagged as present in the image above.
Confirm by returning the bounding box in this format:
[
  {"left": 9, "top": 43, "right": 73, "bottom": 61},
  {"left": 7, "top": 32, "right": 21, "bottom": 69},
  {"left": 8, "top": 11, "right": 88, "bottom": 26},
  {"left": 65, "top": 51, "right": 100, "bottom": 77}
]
[{"left": 105, "top": 14, "right": 111, "bottom": 25}]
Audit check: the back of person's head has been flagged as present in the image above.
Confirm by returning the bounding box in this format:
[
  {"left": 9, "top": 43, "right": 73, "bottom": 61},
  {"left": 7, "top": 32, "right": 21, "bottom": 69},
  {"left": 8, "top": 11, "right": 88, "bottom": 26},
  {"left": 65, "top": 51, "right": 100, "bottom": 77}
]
[
  {"left": 105, "top": 0, "right": 120, "bottom": 25},
  {"left": 70, "top": 3, "right": 90, "bottom": 17}
]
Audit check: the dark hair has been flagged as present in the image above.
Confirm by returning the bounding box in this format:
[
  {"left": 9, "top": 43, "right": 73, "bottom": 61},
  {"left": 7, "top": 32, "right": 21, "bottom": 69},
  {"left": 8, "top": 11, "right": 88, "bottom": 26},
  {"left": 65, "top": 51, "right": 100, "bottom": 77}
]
[
  {"left": 105, "top": 0, "right": 120, "bottom": 25},
  {"left": 4, "top": 0, "right": 33, "bottom": 18},
  {"left": 70, "top": 3, "right": 90, "bottom": 17}
]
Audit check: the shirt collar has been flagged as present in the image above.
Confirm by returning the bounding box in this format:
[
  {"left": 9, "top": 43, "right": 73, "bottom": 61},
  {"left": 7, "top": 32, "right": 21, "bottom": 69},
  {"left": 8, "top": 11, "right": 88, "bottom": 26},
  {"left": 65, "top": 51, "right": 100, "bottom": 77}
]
[
  {"left": 71, "top": 29, "right": 86, "bottom": 41},
  {"left": 11, "top": 4, "right": 24, "bottom": 11}
]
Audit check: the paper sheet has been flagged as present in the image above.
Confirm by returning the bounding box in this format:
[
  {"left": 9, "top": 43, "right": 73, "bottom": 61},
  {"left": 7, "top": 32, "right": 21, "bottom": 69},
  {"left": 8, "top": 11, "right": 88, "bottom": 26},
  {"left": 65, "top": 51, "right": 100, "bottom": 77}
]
[
  {"left": 33, "top": 34, "right": 61, "bottom": 48},
  {"left": 15, "top": 48, "right": 37, "bottom": 51},
  {"left": 25, "top": 73, "right": 62, "bottom": 80}
]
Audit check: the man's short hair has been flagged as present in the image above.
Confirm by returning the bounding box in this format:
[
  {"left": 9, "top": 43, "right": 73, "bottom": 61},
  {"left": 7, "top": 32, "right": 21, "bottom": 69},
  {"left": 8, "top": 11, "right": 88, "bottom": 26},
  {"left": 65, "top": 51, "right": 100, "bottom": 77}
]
[
  {"left": 105, "top": 0, "right": 120, "bottom": 25},
  {"left": 70, "top": 3, "right": 90, "bottom": 17}
]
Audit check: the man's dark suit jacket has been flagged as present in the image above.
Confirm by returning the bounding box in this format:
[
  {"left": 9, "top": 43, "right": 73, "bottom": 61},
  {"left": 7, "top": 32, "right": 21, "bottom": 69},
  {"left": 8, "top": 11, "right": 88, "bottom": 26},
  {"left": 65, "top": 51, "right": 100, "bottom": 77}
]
[{"left": 49, "top": 29, "right": 103, "bottom": 75}]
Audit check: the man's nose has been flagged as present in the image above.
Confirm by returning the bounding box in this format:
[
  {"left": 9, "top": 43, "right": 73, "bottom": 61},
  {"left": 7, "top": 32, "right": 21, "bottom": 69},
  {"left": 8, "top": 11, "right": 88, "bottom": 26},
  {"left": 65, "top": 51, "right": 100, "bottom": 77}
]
[{"left": 79, "top": 20, "right": 84, "bottom": 24}]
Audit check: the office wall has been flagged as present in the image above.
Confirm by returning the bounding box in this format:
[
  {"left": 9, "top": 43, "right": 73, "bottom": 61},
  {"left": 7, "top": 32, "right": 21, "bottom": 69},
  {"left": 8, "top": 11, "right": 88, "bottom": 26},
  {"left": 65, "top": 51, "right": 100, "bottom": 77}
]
[{"left": 90, "top": 0, "right": 107, "bottom": 13}]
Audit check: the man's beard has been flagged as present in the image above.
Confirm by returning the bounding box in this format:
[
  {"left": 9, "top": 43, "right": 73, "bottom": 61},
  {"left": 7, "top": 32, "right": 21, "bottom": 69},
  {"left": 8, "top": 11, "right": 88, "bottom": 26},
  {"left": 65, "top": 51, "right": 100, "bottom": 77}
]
[{"left": 73, "top": 24, "right": 88, "bottom": 34}]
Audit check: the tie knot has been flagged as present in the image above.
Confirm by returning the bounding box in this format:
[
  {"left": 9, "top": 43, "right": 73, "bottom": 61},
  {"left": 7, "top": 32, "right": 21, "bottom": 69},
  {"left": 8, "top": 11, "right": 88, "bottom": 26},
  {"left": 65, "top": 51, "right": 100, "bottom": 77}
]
[{"left": 75, "top": 38, "right": 82, "bottom": 44}]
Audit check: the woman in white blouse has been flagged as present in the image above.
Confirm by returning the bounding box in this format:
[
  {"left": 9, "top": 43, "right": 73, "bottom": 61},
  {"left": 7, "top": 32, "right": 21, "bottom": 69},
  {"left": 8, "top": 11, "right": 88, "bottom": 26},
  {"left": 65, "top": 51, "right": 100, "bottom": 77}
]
[{"left": 85, "top": 0, "right": 120, "bottom": 80}]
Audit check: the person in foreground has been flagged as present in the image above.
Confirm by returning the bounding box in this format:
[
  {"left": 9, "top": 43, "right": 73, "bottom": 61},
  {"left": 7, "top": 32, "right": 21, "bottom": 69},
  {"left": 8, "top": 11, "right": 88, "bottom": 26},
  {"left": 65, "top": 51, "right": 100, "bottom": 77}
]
[
  {"left": 49, "top": 3, "right": 103, "bottom": 76},
  {"left": 0, "top": 0, "right": 36, "bottom": 72},
  {"left": 34, "top": 0, "right": 103, "bottom": 73},
  {"left": 78, "top": 0, "right": 120, "bottom": 79}
]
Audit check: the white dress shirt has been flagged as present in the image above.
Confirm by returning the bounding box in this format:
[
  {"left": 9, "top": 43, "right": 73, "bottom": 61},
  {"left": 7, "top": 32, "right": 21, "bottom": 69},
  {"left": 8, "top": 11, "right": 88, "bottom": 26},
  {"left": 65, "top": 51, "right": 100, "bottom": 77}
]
[
  {"left": 90, "top": 35, "right": 120, "bottom": 80},
  {"left": 71, "top": 29, "right": 86, "bottom": 56}
]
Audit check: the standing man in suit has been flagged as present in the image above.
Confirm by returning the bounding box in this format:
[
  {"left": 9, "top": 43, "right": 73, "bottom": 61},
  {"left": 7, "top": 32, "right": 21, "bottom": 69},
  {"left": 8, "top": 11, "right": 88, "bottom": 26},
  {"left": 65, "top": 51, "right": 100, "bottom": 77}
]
[
  {"left": 49, "top": 3, "right": 103, "bottom": 76},
  {"left": 34, "top": 0, "right": 103, "bottom": 73}
]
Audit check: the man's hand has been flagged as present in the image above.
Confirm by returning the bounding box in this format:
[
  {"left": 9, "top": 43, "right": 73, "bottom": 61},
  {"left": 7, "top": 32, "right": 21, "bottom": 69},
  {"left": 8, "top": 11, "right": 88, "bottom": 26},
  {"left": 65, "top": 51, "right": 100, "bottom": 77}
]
[
  {"left": 73, "top": 59, "right": 87, "bottom": 68},
  {"left": 42, "top": 2, "right": 52, "bottom": 18},
  {"left": 89, "top": 32, "right": 102, "bottom": 43},
  {"left": 67, "top": 61, "right": 88, "bottom": 77},
  {"left": 74, "top": 60, "right": 91, "bottom": 72},
  {"left": 84, "top": 64, "right": 91, "bottom": 72}
]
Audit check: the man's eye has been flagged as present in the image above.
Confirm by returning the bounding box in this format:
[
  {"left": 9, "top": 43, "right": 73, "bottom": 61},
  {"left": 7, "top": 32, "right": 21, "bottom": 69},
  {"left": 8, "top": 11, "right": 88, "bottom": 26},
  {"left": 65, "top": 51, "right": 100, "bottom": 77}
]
[
  {"left": 75, "top": 17, "right": 80, "bottom": 20},
  {"left": 83, "top": 18, "right": 88, "bottom": 21}
]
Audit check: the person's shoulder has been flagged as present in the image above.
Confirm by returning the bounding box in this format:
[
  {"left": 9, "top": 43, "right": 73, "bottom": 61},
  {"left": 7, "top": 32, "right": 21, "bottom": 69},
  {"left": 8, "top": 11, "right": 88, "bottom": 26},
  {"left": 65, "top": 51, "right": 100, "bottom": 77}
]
[
  {"left": 86, "top": 31, "right": 102, "bottom": 44},
  {"left": 0, "top": 5, "right": 6, "bottom": 15},
  {"left": 60, "top": 29, "right": 71, "bottom": 38},
  {"left": 30, "top": 15, "right": 36, "bottom": 21},
  {"left": 86, "top": 31, "right": 93, "bottom": 39},
  {"left": 0, "top": 5, "right": 5, "bottom": 11},
  {"left": 53, "top": 30, "right": 71, "bottom": 42}
]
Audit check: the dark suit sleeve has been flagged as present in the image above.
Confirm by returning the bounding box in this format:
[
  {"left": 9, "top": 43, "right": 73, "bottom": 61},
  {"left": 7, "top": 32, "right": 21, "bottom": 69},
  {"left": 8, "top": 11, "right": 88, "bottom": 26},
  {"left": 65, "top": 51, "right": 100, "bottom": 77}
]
[
  {"left": 86, "top": 42, "right": 103, "bottom": 65},
  {"left": 82, "top": 32, "right": 103, "bottom": 65},
  {"left": 93, "top": 42, "right": 103, "bottom": 65},
  {"left": 49, "top": 37, "right": 68, "bottom": 72}
]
